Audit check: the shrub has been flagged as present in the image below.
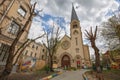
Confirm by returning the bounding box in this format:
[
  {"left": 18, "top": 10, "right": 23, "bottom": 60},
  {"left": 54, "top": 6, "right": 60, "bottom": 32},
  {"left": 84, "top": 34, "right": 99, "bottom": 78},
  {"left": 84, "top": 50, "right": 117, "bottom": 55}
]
[{"left": 71, "top": 67, "right": 77, "bottom": 71}]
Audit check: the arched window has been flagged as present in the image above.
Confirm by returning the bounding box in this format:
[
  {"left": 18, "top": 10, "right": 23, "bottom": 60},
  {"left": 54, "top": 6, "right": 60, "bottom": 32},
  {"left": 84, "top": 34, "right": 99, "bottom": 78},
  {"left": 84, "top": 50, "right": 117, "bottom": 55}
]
[
  {"left": 42, "top": 49, "right": 45, "bottom": 52},
  {"left": 42, "top": 55, "right": 44, "bottom": 60},
  {"left": 63, "top": 55, "right": 70, "bottom": 60},
  {"left": 73, "top": 24, "right": 78, "bottom": 28}
]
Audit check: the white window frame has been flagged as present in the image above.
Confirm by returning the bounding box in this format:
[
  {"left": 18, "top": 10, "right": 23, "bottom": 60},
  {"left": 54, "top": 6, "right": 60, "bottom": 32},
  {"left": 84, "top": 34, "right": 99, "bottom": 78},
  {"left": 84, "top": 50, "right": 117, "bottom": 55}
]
[{"left": 17, "top": 6, "right": 26, "bottom": 17}]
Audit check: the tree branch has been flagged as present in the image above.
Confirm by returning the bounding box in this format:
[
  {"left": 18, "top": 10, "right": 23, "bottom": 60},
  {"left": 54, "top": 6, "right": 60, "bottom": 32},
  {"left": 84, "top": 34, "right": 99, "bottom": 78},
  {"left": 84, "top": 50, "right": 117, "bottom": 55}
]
[{"left": 13, "top": 33, "right": 45, "bottom": 65}]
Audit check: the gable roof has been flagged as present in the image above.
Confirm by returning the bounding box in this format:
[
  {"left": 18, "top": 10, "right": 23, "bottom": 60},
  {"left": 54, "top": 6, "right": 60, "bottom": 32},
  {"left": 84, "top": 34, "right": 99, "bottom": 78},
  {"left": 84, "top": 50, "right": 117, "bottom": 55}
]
[{"left": 60, "top": 34, "right": 71, "bottom": 42}]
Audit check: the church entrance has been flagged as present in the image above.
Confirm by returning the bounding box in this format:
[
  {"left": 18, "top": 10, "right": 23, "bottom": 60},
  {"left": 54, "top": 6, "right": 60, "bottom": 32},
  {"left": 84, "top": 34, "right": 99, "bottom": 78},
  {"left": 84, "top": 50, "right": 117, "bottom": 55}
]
[{"left": 61, "top": 55, "right": 70, "bottom": 68}]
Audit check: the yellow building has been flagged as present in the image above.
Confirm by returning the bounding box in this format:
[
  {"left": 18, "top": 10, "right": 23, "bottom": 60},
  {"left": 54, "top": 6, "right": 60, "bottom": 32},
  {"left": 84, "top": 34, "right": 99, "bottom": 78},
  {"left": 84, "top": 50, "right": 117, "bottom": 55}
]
[
  {"left": 22, "top": 41, "right": 46, "bottom": 60},
  {"left": 18, "top": 41, "right": 46, "bottom": 71},
  {"left": 55, "top": 5, "right": 91, "bottom": 68},
  {"left": 0, "top": 0, "right": 32, "bottom": 71}
]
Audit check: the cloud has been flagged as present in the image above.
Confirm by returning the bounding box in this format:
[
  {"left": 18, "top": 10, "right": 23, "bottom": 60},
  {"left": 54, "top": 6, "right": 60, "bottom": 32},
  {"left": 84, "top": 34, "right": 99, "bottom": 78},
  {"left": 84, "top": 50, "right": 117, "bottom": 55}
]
[
  {"left": 29, "top": 0, "right": 119, "bottom": 54},
  {"left": 32, "top": 0, "right": 118, "bottom": 29},
  {"left": 28, "top": 20, "right": 44, "bottom": 39}
]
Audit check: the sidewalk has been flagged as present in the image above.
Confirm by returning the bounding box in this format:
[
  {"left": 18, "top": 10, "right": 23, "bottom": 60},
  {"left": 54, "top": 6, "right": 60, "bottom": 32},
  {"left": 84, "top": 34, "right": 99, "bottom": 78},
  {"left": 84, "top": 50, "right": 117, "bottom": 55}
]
[
  {"left": 50, "top": 69, "right": 87, "bottom": 80},
  {"left": 40, "top": 69, "right": 87, "bottom": 80}
]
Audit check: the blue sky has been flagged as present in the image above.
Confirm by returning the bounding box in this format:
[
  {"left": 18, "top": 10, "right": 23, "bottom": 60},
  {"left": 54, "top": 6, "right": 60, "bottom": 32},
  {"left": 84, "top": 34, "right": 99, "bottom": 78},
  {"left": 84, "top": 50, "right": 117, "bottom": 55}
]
[
  {"left": 40, "top": 14, "right": 66, "bottom": 31},
  {"left": 105, "top": 0, "right": 120, "bottom": 16},
  {"left": 29, "top": 0, "right": 120, "bottom": 54}
]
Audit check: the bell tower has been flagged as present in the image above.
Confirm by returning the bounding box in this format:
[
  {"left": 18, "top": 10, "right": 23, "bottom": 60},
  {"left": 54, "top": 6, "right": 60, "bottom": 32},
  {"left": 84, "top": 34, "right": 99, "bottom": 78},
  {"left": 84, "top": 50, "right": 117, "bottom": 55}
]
[
  {"left": 70, "top": 4, "right": 81, "bottom": 38},
  {"left": 70, "top": 5, "right": 84, "bottom": 61}
]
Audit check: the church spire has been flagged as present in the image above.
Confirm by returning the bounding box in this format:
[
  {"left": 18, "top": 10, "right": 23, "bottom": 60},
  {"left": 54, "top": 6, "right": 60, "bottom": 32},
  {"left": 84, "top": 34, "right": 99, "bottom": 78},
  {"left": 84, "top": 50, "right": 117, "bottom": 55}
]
[{"left": 71, "top": 4, "right": 79, "bottom": 22}]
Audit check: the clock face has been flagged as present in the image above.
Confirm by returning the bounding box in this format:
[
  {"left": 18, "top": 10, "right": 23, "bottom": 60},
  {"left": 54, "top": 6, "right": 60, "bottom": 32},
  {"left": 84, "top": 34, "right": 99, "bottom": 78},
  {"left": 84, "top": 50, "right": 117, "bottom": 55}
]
[{"left": 61, "top": 40, "right": 70, "bottom": 50}]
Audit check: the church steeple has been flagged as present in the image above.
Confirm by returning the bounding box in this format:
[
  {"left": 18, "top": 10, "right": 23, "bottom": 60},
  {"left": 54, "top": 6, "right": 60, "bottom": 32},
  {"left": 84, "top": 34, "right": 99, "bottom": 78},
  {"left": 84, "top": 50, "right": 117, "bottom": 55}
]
[{"left": 71, "top": 4, "right": 79, "bottom": 22}]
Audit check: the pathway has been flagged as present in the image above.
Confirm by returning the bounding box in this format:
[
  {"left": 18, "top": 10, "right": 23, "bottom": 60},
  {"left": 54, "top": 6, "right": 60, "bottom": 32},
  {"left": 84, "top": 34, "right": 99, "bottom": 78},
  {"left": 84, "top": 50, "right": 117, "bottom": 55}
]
[{"left": 50, "top": 69, "right": 88, "bottom": 80}]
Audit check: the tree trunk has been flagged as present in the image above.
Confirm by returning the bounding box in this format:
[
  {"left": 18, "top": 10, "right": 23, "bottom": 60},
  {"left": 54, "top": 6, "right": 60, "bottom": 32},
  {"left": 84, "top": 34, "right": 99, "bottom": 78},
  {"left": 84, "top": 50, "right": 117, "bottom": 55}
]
[
  {"left": 0, "top": 47, "right": 14, "bottom": 79},
  {"left": 85, "top": 26, "right": 104, "bottom": 80},
  {"left": 49, "top": 55, "right": 54, "bottom": 72},
  {"left": 91, "top": 41, "right": 101, "bottom": 73}
]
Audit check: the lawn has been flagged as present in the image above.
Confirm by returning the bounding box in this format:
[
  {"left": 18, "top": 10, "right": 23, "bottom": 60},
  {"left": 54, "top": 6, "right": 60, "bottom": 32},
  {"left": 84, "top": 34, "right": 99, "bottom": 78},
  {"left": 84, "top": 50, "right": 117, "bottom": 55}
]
[
  {"left": 85, "top": 69, "right": 120, "bottom": 80},
  {"left": 8, "top": 70, "right": 55, "bottom": 80},
  {"left": 103, "top": 69, "right": 120, "bottom": 80}
]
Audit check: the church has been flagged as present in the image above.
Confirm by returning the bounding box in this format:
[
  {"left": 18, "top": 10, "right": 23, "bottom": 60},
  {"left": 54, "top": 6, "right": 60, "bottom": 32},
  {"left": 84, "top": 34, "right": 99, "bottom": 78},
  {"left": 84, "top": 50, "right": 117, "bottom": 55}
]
[{"left": 54, "top": 5, "right": 91, "bottom": 68}]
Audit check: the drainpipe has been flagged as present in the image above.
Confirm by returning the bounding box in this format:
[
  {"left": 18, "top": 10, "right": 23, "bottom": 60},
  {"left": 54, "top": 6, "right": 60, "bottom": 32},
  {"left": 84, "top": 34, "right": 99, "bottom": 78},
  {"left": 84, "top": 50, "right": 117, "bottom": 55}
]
[{"left": 0, "top": 0, "right": 15, "bottom": 25}]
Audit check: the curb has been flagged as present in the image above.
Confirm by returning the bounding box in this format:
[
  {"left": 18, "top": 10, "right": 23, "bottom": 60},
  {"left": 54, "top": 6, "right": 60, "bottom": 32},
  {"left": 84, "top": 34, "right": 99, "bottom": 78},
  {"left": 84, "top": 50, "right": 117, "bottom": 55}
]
[
  {"left": 82, "top": 73, "right": 88, "bottom": 80},
  {"left": 40, "top": 71, "right": 62, "bottom": 80}
]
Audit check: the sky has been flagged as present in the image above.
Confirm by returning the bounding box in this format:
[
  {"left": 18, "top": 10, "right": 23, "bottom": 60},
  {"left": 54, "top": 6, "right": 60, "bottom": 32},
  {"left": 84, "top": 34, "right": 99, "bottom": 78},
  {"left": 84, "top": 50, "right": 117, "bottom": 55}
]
[{"left": 28, "top": 0, "right": 120, "bottom": 55}]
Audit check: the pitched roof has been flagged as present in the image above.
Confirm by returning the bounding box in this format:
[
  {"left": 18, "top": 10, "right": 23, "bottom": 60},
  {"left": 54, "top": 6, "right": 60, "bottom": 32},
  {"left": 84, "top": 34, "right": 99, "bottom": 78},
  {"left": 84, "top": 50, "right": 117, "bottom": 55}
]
[{"left": 71, "top": 5, "right": 79, "bottom": 22}]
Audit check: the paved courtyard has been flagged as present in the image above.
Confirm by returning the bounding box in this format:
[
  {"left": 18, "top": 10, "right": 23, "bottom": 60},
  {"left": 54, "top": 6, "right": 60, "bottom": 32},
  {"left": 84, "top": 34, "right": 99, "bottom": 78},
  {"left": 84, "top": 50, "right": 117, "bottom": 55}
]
[{"left": 50, "top": 69, "right": 87, "bottom": 80}]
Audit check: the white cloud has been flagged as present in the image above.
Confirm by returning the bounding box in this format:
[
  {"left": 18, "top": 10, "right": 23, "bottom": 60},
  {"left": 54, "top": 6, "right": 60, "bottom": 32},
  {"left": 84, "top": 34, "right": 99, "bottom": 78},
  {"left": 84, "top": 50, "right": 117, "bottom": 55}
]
[
  {"left": 29, "top": 0, "right": 119, "bottom": 54},
  {"left": 28, "top": 21, "right": 44, "bottom": 39}
]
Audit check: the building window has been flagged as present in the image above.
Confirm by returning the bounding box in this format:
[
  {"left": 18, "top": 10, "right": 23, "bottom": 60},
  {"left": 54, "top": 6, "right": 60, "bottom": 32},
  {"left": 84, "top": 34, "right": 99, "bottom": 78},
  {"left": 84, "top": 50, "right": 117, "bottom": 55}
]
[
  {"left": 42, "top": 49, "right": 45, "bottom": 52},
  {"left": 76, "top": 48, "right": 79, "bottom": 53},
  {"left": 75, "top": 38, "right": 78, "bottom": 45},
  {"left": 17, "top": 6, "right": 26, "bottom": 17},
  {"left": 30, "top": 52, "right": 33, "bottom": 57},
  {"left": 42, "top": 55, "right": 44, "bottom": 60},
  {"left": 25, "top": 50, "right": 28, "bottom": 55},
  {"left": 0, "top": 43, "right": 10, "bottom": 62},
  {"left": 73, "top": 24, "right": 78, "bottom": 28},
  {"left": 0, "top": 43, "right": 1, "bottom": 47},
  {"left": 61, "top": 40, "right": 71, "bottom": 50},
  {"left": 7, "top": 21, "right": 19, "bottom": 35},
  {"left": 77, "top": 56, "right": 80, "bottom": 59},
  {"left": 54, "top": 56, "right": 57, "bottom": 60},
  {"left": 35, "top": 53, "right": 37, "bottom": 57},
  {"left": 32, "top": 45, "right": 34, "bottom": 48},
  {"left": 36, "top": 46, "right": 38, "bottom": 50}
]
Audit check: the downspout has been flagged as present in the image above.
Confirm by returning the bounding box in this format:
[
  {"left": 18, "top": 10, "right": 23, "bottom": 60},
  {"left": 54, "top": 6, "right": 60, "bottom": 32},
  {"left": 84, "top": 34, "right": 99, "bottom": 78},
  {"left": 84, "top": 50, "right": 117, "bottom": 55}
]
[{"left": 0, "top": 0, "right": 15, "bottom": 25}]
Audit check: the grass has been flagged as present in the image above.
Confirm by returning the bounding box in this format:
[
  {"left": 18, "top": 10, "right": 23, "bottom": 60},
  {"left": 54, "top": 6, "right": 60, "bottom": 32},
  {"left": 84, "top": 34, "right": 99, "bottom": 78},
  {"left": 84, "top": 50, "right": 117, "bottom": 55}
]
[
  {"left": 8, "top": 69, "right": 56, "bottom": 80},
  {"left": 103, "top": 69, "right": 120, "bottom": 80},
  {"left": 85, "top": 69, "right": 120, "bottom": 80}
]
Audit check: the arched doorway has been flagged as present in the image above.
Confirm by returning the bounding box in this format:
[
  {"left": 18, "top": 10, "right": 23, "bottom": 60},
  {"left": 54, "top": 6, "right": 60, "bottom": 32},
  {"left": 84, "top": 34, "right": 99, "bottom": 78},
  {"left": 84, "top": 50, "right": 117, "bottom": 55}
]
[{"left": 61, "top": 55, "right": 70, "bottom": 68}]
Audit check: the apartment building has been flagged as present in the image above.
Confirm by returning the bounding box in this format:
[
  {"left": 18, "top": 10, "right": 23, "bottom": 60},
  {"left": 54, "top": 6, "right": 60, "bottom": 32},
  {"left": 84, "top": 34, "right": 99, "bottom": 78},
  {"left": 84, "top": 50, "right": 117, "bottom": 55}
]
[
  {"left": 22, "top": 41, "right": 46, "bottom": 60},
  {"left": 17, "top": 41, "right": 46, "bottom": 71},
  {"left": 0, "top": 0, "right": 33, "bottom": 71}
]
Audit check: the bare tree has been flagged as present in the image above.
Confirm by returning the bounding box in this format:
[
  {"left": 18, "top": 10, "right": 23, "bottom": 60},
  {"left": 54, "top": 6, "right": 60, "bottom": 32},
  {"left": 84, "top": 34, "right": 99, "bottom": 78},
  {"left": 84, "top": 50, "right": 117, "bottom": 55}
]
[
  {"left": 43, "top": 25, "right": 61, "bottom": 72},
  {"left": 13, "top": 33, "right": 45, "bottom": 65},
  {"left": 0, "top": 2, "right": 37, "bottom": 79},
  {"left": 85, "top": 26, "right": 104, "bottom": 80},
  {"left": 85, "top": 26, "right": 100, "bottom": 71}
]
